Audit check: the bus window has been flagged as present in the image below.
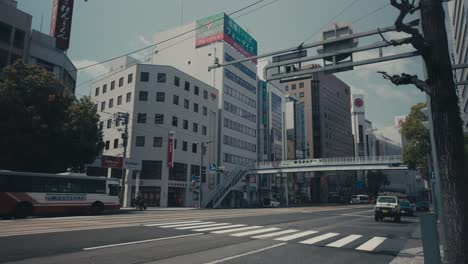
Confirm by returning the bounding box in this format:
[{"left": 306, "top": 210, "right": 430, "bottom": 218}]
[
  {"left": 108, "top": 184, "right": 119, "bottom": 196},
  {"left": 0, "top": 175, "right": 7, "bottom": 191}
]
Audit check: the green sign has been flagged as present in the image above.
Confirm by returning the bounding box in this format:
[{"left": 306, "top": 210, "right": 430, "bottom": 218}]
[
  {"left": 224, "top": 15, "right": 257, "bottom": 56},
  {"left": 195, "top": 13, "right": 225, "bottom": 47}
]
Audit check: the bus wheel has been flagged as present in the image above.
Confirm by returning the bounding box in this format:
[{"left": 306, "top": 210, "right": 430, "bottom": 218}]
[
  {"left": 15, "top": 202, "right": 33, "bottom": 219},
  {"left": 90, "top": 202, "right": 104, "bottom": 215}
]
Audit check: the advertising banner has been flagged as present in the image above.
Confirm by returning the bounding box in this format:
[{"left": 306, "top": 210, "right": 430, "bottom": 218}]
[
  {"left": 167, "top": 131, "right": 175, "bottom": 168},
  {"left": 195, "top": 13, "right": 225, "bottom": 48},
  {"left": 101, "top": 155, "right": 123, "bottom": 169},
  {"left": 50, "top": 0, "right": 74, "bottom": 50}
]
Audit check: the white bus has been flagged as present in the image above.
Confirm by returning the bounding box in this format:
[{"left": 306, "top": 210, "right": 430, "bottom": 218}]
[{"left": 0, "top": 170, "right": 120, "bottom": 218}]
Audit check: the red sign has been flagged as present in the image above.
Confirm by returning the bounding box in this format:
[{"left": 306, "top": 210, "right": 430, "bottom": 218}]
[
  {"left": 101, "top": 155, "right": 123, "bottom": 169},
  {"left": 354, "top": 98, "right": 364, "bottom": 108},
  {"left": 50, "top": 0, "right": 74, "bottom": 50},
  {"left": 167, "top": 131, "right": 175, "bottom": 168}
]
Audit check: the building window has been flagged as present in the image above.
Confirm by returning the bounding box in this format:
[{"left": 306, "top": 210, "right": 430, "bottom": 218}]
[
  {"left": 139, "top": 91, "right": 148, "bottom": 101},
  {"left": 137, "top": 113, "right": 147, "bottom": 123},
  {"left": 194, "top": 103, "right": 199, "bottom": 113},
  {"left": 174, "top": 76, "right": 180, "bottom": 87},
  {"left": 140, "top": 72, "right": 149, "bottom": 82},
  {"left": 285, "top": 86, "right": 288, "bottom": 91},
  {"left": 103, "top": 84, "right": 107, "bottom": 94},
  {"left": 173, "top": 95, "right": 179, "bottom": 105},
  {"left": 168, "top": 162, "right": 187, "bottom": 181},
  {"left": 107, "top": 119, "right": 112, "bottom": 128},
  {"left": 153, "top": 137, "right": 163, "bottom": 147},
  {"left": 299, "top": 82, "right": 304, "bottom": 88},
  {"left": 174, "top": 139, "right": 177, "bottom": 149},
  {"left": 105, "top": 140, "right": 110, "bottom": 150},
  {"left": 203, "top": 90, "right": 208, "bottom": 99},
  {"left": 194, "top": 86, "right": 199, "bottom": 95},
  {"left": 184, "top": 99, "right": 189, "bottom": 109},
  {"left": 111, "top": 81, "right": 115, "bottom": 90},
  {"left": 117, "top": 95, "right": 122, "bottom": 105},
  {"left": 128, "top": 73, "right": 133, "bottom": 84},
  {"left": 172, "top": 116, "right": 178, "bottom": 127},
  {"left": 192, "top": 143, "right": 197, "bottom": 153},
  {"left": 115, "top": 119, "right": 120, "bottom": 127},
  {"left": 202, "top": 126, "right": 207, "bottom": 135},
  {"left": 156, "top": 92, "right": 165, "bottom": 102},
  {"left": 184, "top": 81, "right": 190, "bottom": 91},
  {"left": 126, "top": 92, "right": 132, "bottom": 103},
  {"left": 183, "top": 120, "right": 189, "bottom": 129},
  {"left": 202, "top": 146, "right": 207, "bottom": 155},
  {"left": 155, "top": 114, "right": 164, "bottom": 124},
  {"left": 203, "top": 106, "right": 208, "bottom": 116},
  {"left": 157, "top": 73, "right": 166, "bottom": 83},
  {"left": 182, "top": 141, "right": 188, "bottom": 151},
  {"left": 291, "top": 84, "right": 297, "bottom": 90},
  {"left": 109, "top": 98, "right": 114, "bottom": 108},
  {"left": 99, "top": 121, "right": 104, "bottom": 130},
  {"left": 119, "top": 77, "right": 124, "bottom": 87},
  {"left": 113, "top": 139, "right": 119, "bottom": 149},
  {"left": 95, "top": 87, "right": 99, "bottom": 96},
  {"left": 299, "top": 92, "right": 304, "bottom": 97},
  {"left": 101, "top": 101, "right": 105, "bottom": 111},
  {"left": 136, "top": 136, "right": 145, "bottom": 147},
  {"left": 141, "top": 160, "right": 162, "bottom": 179},
  {"left": 193, "top": 123, "right": 198, "bottom": 133}
]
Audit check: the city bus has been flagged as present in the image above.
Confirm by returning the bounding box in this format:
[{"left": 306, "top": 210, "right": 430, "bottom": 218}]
[{"left": 0, "top": 170, "right": 120, "bottom": 218}]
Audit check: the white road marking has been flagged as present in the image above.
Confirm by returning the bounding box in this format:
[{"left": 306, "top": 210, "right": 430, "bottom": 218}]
[
  {"left": 251, "top": 229, "right": 298, "bottom": 239},
  {"left": 356, "top": 236, "right": 387, "bottom": 251},
  {"left": 230, "top": 227, "right": 280, "bottom": 237},
  {"left": 203, "top": 243, "right": 287, "bottom": 264},
  {"left": 176, "top": 223, "right": 230, "bottom": 230},
  {"left": 193, "top": 224, "right": 246, "bottom": 232},
  {"left": 211, "top": 226, "right": 263, "bottom": 234},
  {"left": 340, "top": 214, "right": 373, "bottom": 218},
  {"left": 274, "top": 230, "right": 318, "bottom": 241},
  {"left": 326, "top": 234, "right": 363, "bottom": 248},
  {"left": 160, "top": 222, "right": 215, "bottom": 228},
  {"left": 144, "top": 221, "right": 202, "bottom": 227},
  {"left": 83, "top": 233, "right": 203, "bottom": 251},
  {"left": 299, "top": 232, "right": 340, "bottom": 245}
]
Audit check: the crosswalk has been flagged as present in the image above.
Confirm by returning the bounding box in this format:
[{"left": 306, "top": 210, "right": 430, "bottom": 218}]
[{"left": 144, "top": 221, "right": 388, "bottom": 253}]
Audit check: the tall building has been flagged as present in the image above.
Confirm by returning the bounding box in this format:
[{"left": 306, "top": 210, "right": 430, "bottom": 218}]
[
  {"left": 90, "top": 61, "right": 219, "bottom": 207},
  {"left": 351, "top": 94, "right": 367, "bottom": 157},
  {"left": 283, "top": 66, "right": 354, "bottom": 158},
  {"left": 152, "top": 13, "right": 258, "bottom": 173},
  {"left": 448, "top": 0, "right": 468, "bottom": 133},
  {"left": 285, "top": 94, "right": 307, "bottom": 160}
]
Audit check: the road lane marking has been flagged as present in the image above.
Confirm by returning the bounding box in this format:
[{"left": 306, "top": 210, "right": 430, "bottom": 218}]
[
  {"left": 274, "top": 230, "right": 318, "bottom": 241},
  {"left": 299, "top": 232, "right": 340, "bottom": 245},
  {"left": 176, "top": 223, "right": 230, "bottom": 230},
  {"left": 340, "top": 214, "right": 373, "bottom": 218},
  {"left": 356, "top": 236, "right": 387, "bottom": 251},
  {"left": 211, "top": 226, "right": 263, "bottom": 234},
  {"left": 193, "top": 224, "right": 246, "bottom": 232},
  {"left": 160, "top": 222, "right": 215, "bottom": 228},
  {"left": 82, "top": 233, "right": 203, "bottom": 251},
  {"left": 252, "top": 229, "right": 298, "bottom": 239},
  {"left": 326, "top": 234, "right": 363, "bottom": 248},
  {"left": 203, "top": 243, "right": 287, "bottom": 264},
  {"left": 230, "top": 227, "right": 281, "bottom": 237},
  {"left": 144, "top": 221, "right": 202, "bottom": 227}
]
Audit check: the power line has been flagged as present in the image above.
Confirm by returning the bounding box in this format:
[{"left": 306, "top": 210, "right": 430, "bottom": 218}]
[{"left": 351, "top": 3, "right": 391, "bottom": 24}]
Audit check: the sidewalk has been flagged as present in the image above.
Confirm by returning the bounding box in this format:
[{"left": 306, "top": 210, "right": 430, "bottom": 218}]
[
  {"left": 121, "top": 207, "right": 200, "bottom": 211},
  {"left": 390, "top": 247, "right": 424, "bottom": 264}
]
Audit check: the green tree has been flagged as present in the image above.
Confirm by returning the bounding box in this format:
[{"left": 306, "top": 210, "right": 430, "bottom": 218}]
[
  {"left": 400, "top": 102, "right": 431, "bottom": 179},
  {"left": 0, "top": 60, "right": 103, "bottom": 173}
]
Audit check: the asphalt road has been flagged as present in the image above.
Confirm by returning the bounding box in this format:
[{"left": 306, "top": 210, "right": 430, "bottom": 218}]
[{"left": 0, "top": 205, "right": 422, "bottom": 264}]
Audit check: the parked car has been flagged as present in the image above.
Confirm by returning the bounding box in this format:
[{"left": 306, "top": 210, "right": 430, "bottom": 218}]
[
  {"left": 399, "top": 199, "right": 414, "bottom": 216},
  {"left": 350, "top": 195, "right": 370, "bottom": 204},
  {"left": 263, "top": 198, "right": 280, "bottom": 207},
  {"left": 415, "top": 201, "right": 431, "bottom": 212},
  {"left": 374, "top": 196, "right": 401, "bottom": 223}
]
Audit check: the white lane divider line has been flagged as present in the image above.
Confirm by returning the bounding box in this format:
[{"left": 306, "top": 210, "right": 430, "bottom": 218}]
[
  {"left": 160, "top": 222, "right": 215, "bottom": 228},
  {"left": 211, "top": 226, "right": 263, "bottom": 234},
  {"left": 356, "top": 236, "right": 387, "bottom": 251},
  {"left": 193, "top": 224, "right": 246, "bottom": 232},
  {"left": 83, "top": 233, "right": 203, "bottom": 251},
  {"left": 203, "top": 243, "right": 287, "bottom": 264},
  {"left": 230, "top": 227, "right": 281, "bottom": 237},
  {"left": 251, "top": 229, "right": 298, "bottom": 239},
  {"left": 176, "top": 223, "right": 230, "bottom": 230},
  {"left": 299, "top": 232, "right": 340, "bottom": 245},
  {"left": 274, "top": 231, "right": 318, "bottom": 241},
  {"left": 144, "top": 221, "right": 202, "bottom": 227},
  {"left": 326, "top": 234, "right": 363, "bottom": 248}
]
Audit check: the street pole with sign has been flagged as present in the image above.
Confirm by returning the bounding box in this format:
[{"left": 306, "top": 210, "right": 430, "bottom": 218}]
[{"left": 200, "top": 140, "right": 213, "bottom": 208}]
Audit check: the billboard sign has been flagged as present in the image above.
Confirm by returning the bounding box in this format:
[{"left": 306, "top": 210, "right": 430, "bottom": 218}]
[
  {"left": 101, "top": 155, "right": 123, "bottom": 169},
  {"left": 352, "top": 94, "right": 365, "bottom": 113},
  {"left": 195, "top": 13, "right": 225, "bottom": 48},
  {"left": 50, "top": 0, "right": 74, "bottom": 50},
  {"left": 123, "top": 159, "right": 141, "bottom": 170},
  {"left": 167, "top": 131, "right": 175, "bottom": 168}
]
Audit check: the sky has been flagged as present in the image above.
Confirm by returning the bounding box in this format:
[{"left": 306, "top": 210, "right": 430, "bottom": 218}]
[{"left": 16, "top": 0, "right": 439, "bottom": 144}]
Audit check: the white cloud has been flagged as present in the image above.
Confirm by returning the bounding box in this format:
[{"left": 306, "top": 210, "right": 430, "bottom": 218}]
[
  {"left": 73, "top": 59, "right": 110, "bottom": 79},
  {"left": 375, "top": 84, "right": 412, "bottom": 103},
  {"left": 375, "top": 125, "right": 402, "bottom": 145}
]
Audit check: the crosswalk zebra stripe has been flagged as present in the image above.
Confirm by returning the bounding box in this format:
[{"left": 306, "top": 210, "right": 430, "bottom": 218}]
[
  {"left": 326, "top": 234, "right": 363, "bottom": 248},
  {"left": 176, "top": 223, "right": 230, "bottom": 230},
  {"left": 160, "top": 222, "right": 215, "bottom": 228},
  {"left": 144, "top": 221, "right": 202, "bottom": 227},
  {"left": 299, "top": 233, "right": 340, "bottom": 245},
  {"left": 356, "top": 236, "right": 386, "bottom": 251},
  {"left": 192, "top": 224, "right": 246, "bottom": 232},
  {"left": 251, "top": 229, "right": 298, "bottom": 239},
  {"left": 274, "top": 231, "right": 318, "bottom": 241},
  {"left": 230, "top": 227, "right": 281, "bottom": 237},
  {"left": 211, "top": 226, "right": 263, "bottom": 234}
]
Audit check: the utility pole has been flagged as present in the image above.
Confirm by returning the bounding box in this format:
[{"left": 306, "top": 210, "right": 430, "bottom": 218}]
[
  {"left": 115, "top": 112, "right": 129, "bottom": 207},
  {"left": 199, "top": 140, "right": 213, "bottom": 208}
]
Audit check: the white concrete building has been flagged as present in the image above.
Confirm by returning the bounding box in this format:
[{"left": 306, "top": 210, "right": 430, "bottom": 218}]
[
  {"left": 91, "top": 62, "right": 219, "bottom": 207},
  {"left": 351, "top": 94, "right": 367, "bottom": 157}
]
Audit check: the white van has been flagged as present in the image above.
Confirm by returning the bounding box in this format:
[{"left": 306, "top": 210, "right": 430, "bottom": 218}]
[{"left": 350, "top": 195, "right": 369, "bottom": 204}]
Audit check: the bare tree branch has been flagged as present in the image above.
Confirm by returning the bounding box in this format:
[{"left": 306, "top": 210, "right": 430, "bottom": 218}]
[{"left": 378, "top": 71, "right": 432, "bottom": 95}]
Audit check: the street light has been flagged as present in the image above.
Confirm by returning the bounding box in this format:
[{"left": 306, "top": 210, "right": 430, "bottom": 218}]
[{"left": 200, "top": 140, "right": 213, "bottom": 208}]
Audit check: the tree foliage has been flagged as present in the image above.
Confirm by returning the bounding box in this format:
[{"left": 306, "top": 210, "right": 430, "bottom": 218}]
[
  {"left": 400, "top": 102, "right": 431, "bottom": 179},
  {"left": 366, "top": 171, "right": 390, "bottom": 199},
  {"left": 0, "top": 60, "right": 103, "bottom": 173}
]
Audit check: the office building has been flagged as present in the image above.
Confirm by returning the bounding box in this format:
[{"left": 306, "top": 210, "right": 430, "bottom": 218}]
[{"left": 285, "top": 94, "right": 307, "bottom": 160}]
